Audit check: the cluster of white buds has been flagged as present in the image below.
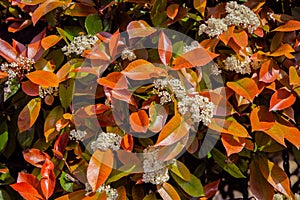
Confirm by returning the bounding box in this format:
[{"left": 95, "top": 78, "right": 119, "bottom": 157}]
[
  {"left": 199, "top": 1, "right": 260, "bottom": 37},
  {"left": 0, "top": 56, "right": 34, "bottom": 80},
  {"left": 142, "top": 146, "right": 170, "bottom": 185},
  {"left": 210, "top": 63, "right": 222, "bottom": 75},
  {"left": 90, "top": 132, "right": 122, "bottom": 152},
  {"left": 183, "top": 41, "right": 199, "bottom": 53},
  {"left": 121, "top": 48, "right": 136, "bottom": 61},
  {"left": 273, "top": 193, "right": 300, "bottom": 200},
  {"left": 38, "top": 86, "right": 59, "bottom": 98},
  {"left": 223, "top": 54, "right": 252, "bottom": 74},
  {"left": 61, "top": 35, "right": 98, "bottom": 56},
  {"left": 96, "top": 185, "right": 118, "bottom": 200},
  {"left": 69, "top": 129, "right": 87, "bottom": 141},
  {"left": 154, "top": 78, "right": 215, "bottom": 125}
]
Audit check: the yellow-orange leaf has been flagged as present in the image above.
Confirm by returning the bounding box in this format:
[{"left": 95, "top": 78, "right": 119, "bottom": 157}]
[
  {"left": 18, "top": 98, "right": 41, "bottom": 133},
  {"left": 250, "top": 106, "right": 275, "bottom": 132},
  {"left": 87, "top": 149, "right": 113, "bottom": 192},
  {"left": 26, "top": 70, "right": 59, "bottom": 87},
  {"left": 129, "top": 110, "right": 149, "bottom": 133},
  {"left": 233, "top": 30, "right": 248, "bottom": 49},
  {"left": 193, "top": 0, "right": 207, "bottom": 16},
  {"left": 269, "top": 88, "right": 296, "bottom": 111},
  {"left": 273, "top": 20, "right": 300, "bottom": 32},
  {"left": 270, "top": 44, "right": 295, "bottom": 59},
  {"left": 289, "top": 66, "right": 300, "bottom": 85},
  {"left": 221, "top": 134, "right": 246, "bottom": 156},
  {"left": 0, "top": 71, "right": 8, "bottom": 78},
  {"left": 158, "top": 182, "right": 181, "bottom": 200},
  {"left": 41, "top": 35, "right": 63, "bottom": 50},
  {"left": 97, "top": 72, "right": 127, "bottom": 89},
  {"left": 227, "top": 77, "right": 259, "bottom": 102}
]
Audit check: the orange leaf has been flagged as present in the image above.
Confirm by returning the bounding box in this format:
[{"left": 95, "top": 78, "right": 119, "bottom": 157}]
[
  {"left": 167, "top": 4, "right": 179, "bottom": 20},
  {"left": 289, "top": 66, "right": 300, "bottom": 85},
  {"left": 250, "top": 159, "right": 274, "bottom": 200},
  {"left": 127, "top": 20, "right": 156, "bottom": 39},
  {"left": 41, "top": 158, "right": 56, "bottom": 199},
  {"left": 270, "top": 44, "right": 295, "bottom": 59},
  {"left": 10, "top": 182, "right": 44, "bottom": 200},
  {"left": 0, "top": 38, "right": 18, "bottom": 62},
  {"left": 121, "top": 134, "right": 134, "bottom": 151},
  {"left": 221, "top": 134, "right": 246, "bottom": 156},
  {"left": 8, "top": 20, "right": 32, "bottom": 33},
  {"left": 64, "top": 3, "right": 97, "bottom": 17},
  {"left": 158, "top": 182, "right": 181, "bottom": 200},
  {"left": 27, "top": 28, "right": 46, "bottom": 59},
  {"left": 194, "top": 0, "right": 207, "bottom": 16},
  {"left": 55, "top": 190, "right": 86, "bottom": 200},
  {"left": 26, "top": 70, "right": 59, "bottom": 87},
  {"left": 259, "top": 59, "right": 280, "bottom": 83},
  {"left": 219, "top": 26, "right": 234, "bottom": 45},
  {"left": 122, "top": 59, "right": 167, "bottom": 80},
  {"left": 158, "top": 31, "right": 172, "bottom": 66},
  {"left": 16, "top": 172, "right": 40, "bottom": 189},
  {"left": 44, "top": 106, "right": 64, "bottom": 143},
  {"left": 172, "top": 47, "right": 218, "bottom": 69},
  {"left": 109, "top": 30, "right": 120, "bottom": 58},
  {"left": 273, "top": 20, "right": 300, "bottom": 32},
  {"left": 129, "top": 110, "right": 149, "bottom": 133},
  {"left": 155, "top": 114, "right": 190, "bottom": 146},
  {"left": 32, "top": 0, "right": 71, "bottom": 25},
  {"left": 209, "top": 118, "right": 250, "bottom": 138},
  {"left": 18, "top": 98, "right": 41, "bottom": 133},
  {"left": 258, "top": 157, "right": 292, "bottom": 197},
  {"left": 250, "top": 106, "right": 275, "bottom": 131},
  {"left": 23, "top": 148, "right": 50, "bottom": 168},
  {"left": 116, "top": 186, "right": 127, "bottom": 200},
  {"left": 84, "top": 104, "right": 110, "bottom": 115},
  {"left": 269, "top": 88, "right": 296, "bottom": 111},
  {"left": 20, "top": 0, "right": 46, "bottom": 5},
  {"left": 0, "top": 71, "right": 8, "bottom": 78},
  {"left": 233, "top": 30, "right": 248, "bottom": 49},
  {"left": 227, "top": 77, "right": 259, "bottom": 102},
  {"left": 97, "top": 72, "right": 127, "bottom": 89},
  {"left": 41, "top": 35, "right": 63, "bottom": 50},
  {"left": 87, "top": 149, "right": 113, "bottom": 192}
]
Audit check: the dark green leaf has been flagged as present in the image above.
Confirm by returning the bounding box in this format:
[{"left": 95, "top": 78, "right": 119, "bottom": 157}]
[
  {"left": 150, "top": 0, "right": 167, "bottom": 26},
  {"left": 17, "top": 127, "right": 35, "bottom": 149},
  {"left": 0, "top": 189, "right": 11, "bottom": 200},
  {"left": 85, "top": 13, "right": 103, "bottom": 35},
  {"left": 0, "top": 122, "right": 8, "bottom": 153},
  {"left": 59, "top": 78, "right": 75, "bottom": 110}
]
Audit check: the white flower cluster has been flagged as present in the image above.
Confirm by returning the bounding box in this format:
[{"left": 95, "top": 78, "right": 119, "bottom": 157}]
[
  {"left": 273, "top": 193, "right": 300, "bottom": 200},
  {"left": 224, "top": 1, "right": 261, "bottom": 33},
  {"left": 69, "top": 129, "right": 87, "bottom": 141},
  {"left": 38, "top": 86, "right": 59, "bottom": 98},
  {"left": 61, "top": 35, "right": 98, "bottom": 56},
  {"left": 183, "top": 41, "right": 199, "bottom": 53},
  {"left": 199, "top": 18, "right": 228, "bottom": 37},
  {"left": 154, "top": 78, "right": 215, "bottom": 125},
  {"left": 142, "top": 146, "right": 169, "bottom": 185},
  {"left": 0, "top": 56, "right": 34, "bottom": 80},
  {"left": 96, "top": 185, "right": 118, "bottom": 200},
  {"left": 223, "top": 54, "right": 252, "bottom": 74},
  {"left": 211, "top": 63, "right": 222, "bottom": 75},
  {"left": 199, "top": 1, "right": 260, "bottom": 37},
  {"left": 121, "top": 48, "right": 136, "bottom": 61},
  {"left": 90, "top": 132, "right": 122, "bottom": 152}
]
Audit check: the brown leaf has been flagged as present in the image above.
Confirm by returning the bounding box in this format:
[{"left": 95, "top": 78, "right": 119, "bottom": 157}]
[
  {"left": 23, "top": 148, "right": 50, "bottom": 168},
  {"left": 18, "top": 98, "right": 41, "bottom": 133},
  {"left": 0, "top": 38, "right": 18, "bottom": 62}
]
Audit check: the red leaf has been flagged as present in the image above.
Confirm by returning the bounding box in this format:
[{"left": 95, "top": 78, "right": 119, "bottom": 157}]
[
  {"left": 23, "top": 148, "right": 50, "bottom": 168},
  {"left": 172, "top": 47, "right": 218, "bottom": 69},
  {"left": 158, "top": 32, "right": 172, "bottom": 66},
  {"left": 166, "top": 4, "right": 179, "bottom": 20},
  {"left": 17, "top": 172, "right": 40, "bottom": 189},
  {"left": 0, "top": 38, "right": 18, "bottom": 62},
  {"left": 87, "top": 149, "right": 113, "bottom": 192},
  {"left": 10, "top": 182, "right": 44, "bottom": 200},
  {"left": 250, "top": 106, "right": 275, "bottom": 131},
  {"left": 21, "top": 80, "right": 39, "bottom": 96},
  {"left": 269, "top": 88, "right": 296, "bottom": 111},
  {"left": 204, "top": 180, "right": 220, "bottom": 199},
  {"left": 259, "top": 59, "right": 280, "bottom": 83},
  {"left": 129, "top": 110, "right": 149, "bottom": 133},
  {"left": 122, "top": 59, "right": 167, "bottom": 80},
  {"left": 53, "top": 132, "right": 69, "bottom": 158},
  {"left": 41, "top": 35, "right": 63, "bottom": 50},
  {"left": 126, "top": 20, "right": 156, "bottom": 39},
  {"left": 84, "top": 104, "right": 110, "bottom": 115},
  {"left": 227, "top": 77, "right": 259, "bottom": 102},
  {"left": 273, "top": 20, "right": 300, "bottom": 32},
  {"left": 26, "top": 70, "right": 59, "bottom": 87},
  {"left": 97, "top": 72, "right": 128, "bottom": 89},
  {"left": 221, "top": 134, "right": 246, "bottom": 156},
  {"left": 18, "top": 98, "right": 41, "bottom": 133},
  {"left": 41, "top": 158, "right": 56, "bottom": 199},
  {"left": 121, "top": 134, "right": 134, "bottom": 151}
]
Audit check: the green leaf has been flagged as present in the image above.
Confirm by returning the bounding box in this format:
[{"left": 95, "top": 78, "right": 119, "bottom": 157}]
[
  {"left": 0, "top": 122, "right": 8, "bottom": 153},
  {"left": 150, "top": 0, "right": 167, "bottom": 26},
  {"left": 0, "top": 189, "right": 11, "bottom": 200},
  {"left": 60, "top": 172, "right": 73, "bottom": 192},
  {"left": 107, "top": 164, "right": 135, "bottom": 183},
  {"left": 17, "top": 128, "right": 35, "bottom": 149},
  {"left": 211, "top": 148, "right": 246, "bottom": 178},
  {"left": 85, "top": 13, "right": 103, "bottom": 35},
  {"left": 170, "top": 160, "right": 191, "bottom": 181},
  {"left": 171, "top": 173, "right": 204, "bottom": 197},
  {"left": 59, "top": 78, "right": 75, "bottom": 110}
]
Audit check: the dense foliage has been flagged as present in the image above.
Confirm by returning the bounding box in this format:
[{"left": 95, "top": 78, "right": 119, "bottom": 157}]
[{"left": 1, "top": 0, "right": 300, "bottom": 199}]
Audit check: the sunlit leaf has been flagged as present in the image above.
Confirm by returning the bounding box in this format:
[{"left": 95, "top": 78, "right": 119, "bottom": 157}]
[
  {"left": 259, "top": 59, "right": 280, "bottom": 83},
  {"left": 221, "top": 134, "right": 246, "bottom": 156},
  {"left": 158, "top": 182, "right": 181, "bottom": 200},
  {"left": 41, "top": 35, "right": 63, "bottom": 50},
  {"left": 166, "top": 4, "right": 179, "bottom": 20},
  {"left": 148, "top": 102, "right": 168, "bottom": 133},
  {"left": 21, "top": 80, "right": 39, "bottom": 96},
  {"left": 44, "top": 106, "right": 64, "bottom": 143},
  {"left": 129, "top": 110, "right": 149, "bottom": 133},
  {"left": 194, "top": 0, "right": 207, "bottom": 16},
  {"left": 41, "top": 158, "right": 56, "bottom": 199},
  {"left": 289, "top": 66, "right": 300, "bottom": 85},
  {"left": 97, "top": 72, "right": 128, "bottom": 89},
  {"left": 121, "top": 134, "right": 134, "bottom": 152},
  {"left": 227, "top": 77, "right": 259, "bottom": 102},
  {"left": 127, "top": 20, "right": 156, "bottom": 39},
  {"left": 0, "top": 38, "right": 18, "bottom": 62},
  {"left": 158, "top": 31, "right": 172, "bottom": 66},
  {"left": 18, "top": 98, "right": 41, "bottom": 133},
  {"left": 10, "top": 182, "right": 43, "bottom": 200},
  {"left": 23, "top": 148, "right": 50, "bottom": 168},
  {"left": 55, "top": 190, "right": 86, "bottom": 200},
  {"left": 170, "top": 160, "right": 191, "bottom": 181},
  {"left": 273, "top": 20, "right": 300, "bottom": 32},
  {"left": 250, "top": 106, "right": 275, "bottom": 131},
  {"left": 26, "top": 70, "right": 59, "bottom": 87},
  {"left": 270, "top": 44, "right": 295, "bottom": 59},
  {"left": 171, "top": 173, "right": 204, "bottom": 197},
  {"left": 269, "top": 88, "right": 296, "bottom": 111}
]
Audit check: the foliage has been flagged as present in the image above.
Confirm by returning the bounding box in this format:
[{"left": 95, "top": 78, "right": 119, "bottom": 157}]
[{"left": 0, "top": 0, "right": 300, "bottom": 199}]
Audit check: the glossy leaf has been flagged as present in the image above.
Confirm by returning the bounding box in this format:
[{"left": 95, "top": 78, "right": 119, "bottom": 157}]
[
  {"left": 250, "top": 106, "right": 275, "bottom": 131},
  {"left": 209, "top": 118, "right": 250, "bottom": 138},
  {"left": 194, "top": 0, "right": 207, "bottom": 16},
  {"left": 53, "top": 132, "right": 69, "bottom": 158},
  {"left": 233, "top": 30, "right": 248, "bottom": 49},
  {"left": 127, "top": 20, "right": 156, "bottom": 39},
  {"left": 171, "top": 173, "right": 204, "bottom": 197},
  {"left": 0, "top": 38, "right": 18, "bottom": 62},
  {"left": 97, "top": 72, "right": 128, "bottom": 89},
  {"left": 44, "top": 106, "right": 64, "bottom": 143},
  {"left": 170, "top": 160, "right": 191, "bottom": 181},
  {"left": 55, "top": 190, "right": 86, "bottom": 200},
  {"left": 26, "top": 71, "right": 59, "bottom": 87},
  {"left": 87, "top": 149, "right": 113, "bottom": 192},
  {"left": 59, "top": 172, "right": 73, "bottom": 192},
  {"left": 227, "top": 77, "right": 259, "bottom": 102},
  {"left": 10, "top": 182, "right": 43, "bottom": 200},
  {"left": 269, "top": 88, "right": 296, "bottom": 111},
  {"left": 41, "top": 158, "right": 56, "bottom": 199},
  {"left": 23, "top": 148, "right": 50, "bottom": 168},
  {"left": 203, "top": 180, "right": 220, "bottom": 199},
  {"left": 221, "top": 134, "right": 246, "bottom": 156},
  {"left": 21, "top": 80, "right": 39, "bottom": 96},
  {"left": 289, "top": 66, "right": 300, "bottom": 85},
  {"left": 158, "top": 32, "right": 172, "bottom": 66},
  {"left": 129, "top": 110, "right": 149, "bottom": 133},
  {"left": 270, "top": 44, "right": 295, "bottom": 59},
  {"left": 41, "top": 35, "right": 63, "bottom": 50},
  {"left": 122, "top": 59, "right": 167, "bottom": 80},
  {"left": 273, "top": 20, "right": 300, "bottom": 32},
  {"left": 121, "top": 134, "right": 134, "bottom": 151},
  {"left": 158, "top": 182, "right": 181, "bottom": 200},
  {"left": 172, "top": 47, "right": 218, "bottom": 69},
  {"left": 85, "top": 13, "right": 103, "bottom": 35},
  {"left": 155, "top": 114, "right": 190, "bottom": 146},
  {"left": 166, "top": 4, "right": 179, "bottom": 20},
  {"left": 18, "top": 98, "right": 41, "bottom": 133},
  {"left": 259, "top": 59, "right": 280, "bottom": 83},
  {"left": 107, "top": 164, "right": 135, "bottom": 183}
]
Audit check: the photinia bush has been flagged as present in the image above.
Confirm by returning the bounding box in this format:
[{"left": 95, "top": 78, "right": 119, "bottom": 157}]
[{"left": 0, "top": 0, "right": 300, "bottom": 199}]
